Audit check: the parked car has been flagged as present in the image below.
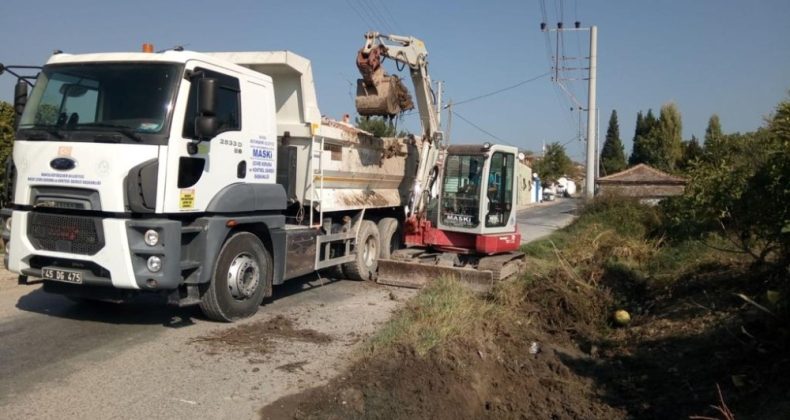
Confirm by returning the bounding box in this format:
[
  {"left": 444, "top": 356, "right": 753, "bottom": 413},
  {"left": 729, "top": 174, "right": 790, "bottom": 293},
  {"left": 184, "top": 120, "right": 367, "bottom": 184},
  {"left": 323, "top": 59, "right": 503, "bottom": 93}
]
[{"left": 543, "top": 186, "right": 557, "bottom": 201}]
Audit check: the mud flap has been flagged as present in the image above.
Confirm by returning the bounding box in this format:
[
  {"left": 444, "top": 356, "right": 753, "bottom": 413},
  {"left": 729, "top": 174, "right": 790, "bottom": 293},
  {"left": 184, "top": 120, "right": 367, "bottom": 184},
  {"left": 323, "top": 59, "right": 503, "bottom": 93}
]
[{"left": 377, "top": 259, "right": 495, "bottom": 293}]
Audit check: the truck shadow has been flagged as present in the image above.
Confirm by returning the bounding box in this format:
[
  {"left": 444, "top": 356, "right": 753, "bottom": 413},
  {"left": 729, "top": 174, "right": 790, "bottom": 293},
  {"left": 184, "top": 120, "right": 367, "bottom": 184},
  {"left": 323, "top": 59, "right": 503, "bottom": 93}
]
[
  {"left": 15, "top": 286, "right": 201, "bottom": 328},
  {"left": 14, "top": 274, "right": 346, "bottom": 327}
]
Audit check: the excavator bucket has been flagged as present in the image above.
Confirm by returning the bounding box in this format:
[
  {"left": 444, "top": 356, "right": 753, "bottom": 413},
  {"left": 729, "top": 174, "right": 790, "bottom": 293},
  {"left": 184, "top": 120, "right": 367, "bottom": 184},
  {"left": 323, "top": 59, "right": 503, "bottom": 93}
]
[
  {"left": 355, "top": 46, "right": 414, "bottom": 117},
  {"left": 355, "top": 76, "right": 413, "bottom": 117},
  {"left": 376, "top": 251, "right": 526, "bottom": 293}
]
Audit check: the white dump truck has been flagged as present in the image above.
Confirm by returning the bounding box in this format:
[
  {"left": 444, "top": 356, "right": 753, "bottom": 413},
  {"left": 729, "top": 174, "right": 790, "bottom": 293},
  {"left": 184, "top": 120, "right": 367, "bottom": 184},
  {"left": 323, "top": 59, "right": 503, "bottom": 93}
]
[{"left": 1, "top": 34, "right": 524, "bottom": 321}]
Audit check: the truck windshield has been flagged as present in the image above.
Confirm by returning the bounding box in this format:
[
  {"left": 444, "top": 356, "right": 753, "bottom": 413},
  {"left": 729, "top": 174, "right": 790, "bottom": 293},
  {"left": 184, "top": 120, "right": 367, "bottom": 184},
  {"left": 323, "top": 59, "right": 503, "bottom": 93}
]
[
  {"left": 441, "top": 154, "right": 484, "bottom": 228},
  {"left": 17, "top": 62, "right": 183, "bottom": 144}
]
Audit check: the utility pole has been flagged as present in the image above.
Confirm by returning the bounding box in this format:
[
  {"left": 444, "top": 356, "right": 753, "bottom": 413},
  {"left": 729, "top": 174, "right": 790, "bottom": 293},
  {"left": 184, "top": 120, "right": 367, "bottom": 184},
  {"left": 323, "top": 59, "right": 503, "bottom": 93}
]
[
  {"left": 445, "top": 100, "right": 453, "bottom": 145},
  {"left": 435, "top": 80, "right": 443, "bottom": 129},
  {"left": 584, "top": 26, "right": 597, "bottom": 199},
  {"left": 595, "top": 106, "right": 600, "bottom": 181},
  {"left": 540, "top": 22, "right": 598, "bottom": 199}
]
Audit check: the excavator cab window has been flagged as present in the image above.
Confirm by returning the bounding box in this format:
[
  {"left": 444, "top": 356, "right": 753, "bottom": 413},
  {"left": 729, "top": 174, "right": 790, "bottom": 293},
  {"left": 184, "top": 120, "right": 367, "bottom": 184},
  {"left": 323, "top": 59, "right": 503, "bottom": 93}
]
[
  {"left": 440, "top": 154, "right": 484, "bottom": 228},
  {"left": 485, "top": 152, "right": 514, "bottom": 227}
]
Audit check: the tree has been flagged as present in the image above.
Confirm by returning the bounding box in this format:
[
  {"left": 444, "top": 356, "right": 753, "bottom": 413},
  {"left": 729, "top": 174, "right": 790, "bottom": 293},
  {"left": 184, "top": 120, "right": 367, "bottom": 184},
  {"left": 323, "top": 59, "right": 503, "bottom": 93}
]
[
  {"left": 355, "top": 116, "right": 406, "bottom": 137},
  {"left": 599, "top": 110, "right": 626, "bottom": 175},
  {"left": 654, "top": 103, "right": 683, "bottom": 171},
  {"left": 629, "top": 105, "right": 683, "bottom": 172},
  {"left": 533, "top": 142, "right": 573, "bottom": 183},
  {"left": 704, "top": 114, "right": 723, "bottom": 147},
  {"left": 0, "top": 101, "right": 15, "bottom": 199},
  {"left": 662, "top": 100, "right": 790, "bottom": 268},
  {"left": 629, "top": 109, "right": 658, "bottom": 165},
  {"left": 678, "top": 135, "right": 703, "bottom": 172},
  {"left": 703, "top": 114, "right": 725, "bottom": 159}
]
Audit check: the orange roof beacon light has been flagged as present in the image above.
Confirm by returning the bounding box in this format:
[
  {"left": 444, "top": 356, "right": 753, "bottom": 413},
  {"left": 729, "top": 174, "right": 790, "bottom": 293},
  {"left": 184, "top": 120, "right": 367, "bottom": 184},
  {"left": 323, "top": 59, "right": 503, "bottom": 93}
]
[{"left": 142, "top": 43, "right": 154, "bottom": 53}]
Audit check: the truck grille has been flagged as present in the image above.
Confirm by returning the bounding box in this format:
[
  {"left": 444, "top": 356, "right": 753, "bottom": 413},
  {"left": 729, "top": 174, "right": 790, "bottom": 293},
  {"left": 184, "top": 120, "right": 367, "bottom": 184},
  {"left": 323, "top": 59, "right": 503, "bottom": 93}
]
[{"left": 27, "top": 213, "right": 104, "bottom": 255}]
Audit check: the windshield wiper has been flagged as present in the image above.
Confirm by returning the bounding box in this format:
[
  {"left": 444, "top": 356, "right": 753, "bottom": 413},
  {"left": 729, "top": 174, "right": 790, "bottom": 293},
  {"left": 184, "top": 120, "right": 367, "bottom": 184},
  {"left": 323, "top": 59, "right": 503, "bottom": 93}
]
[
  {"left": 19, "top": 127, "right": 65, "bottom": 140},
  {"left": 76, "top": 123, "right": 143, "bottom": 142}
]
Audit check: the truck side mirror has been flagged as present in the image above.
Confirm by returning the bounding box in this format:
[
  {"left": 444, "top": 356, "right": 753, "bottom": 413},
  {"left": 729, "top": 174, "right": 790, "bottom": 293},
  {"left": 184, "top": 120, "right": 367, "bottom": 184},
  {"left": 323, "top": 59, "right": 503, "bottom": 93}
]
[
  {"left": 198, "top": 78, "right": 217, "bottom": 115},
  {"left": 195, "top": 78, "right": 218, "bottom": 140},
  {"left": 195, "top": 115, "right": 219, "bottom": 140},
  {"left": 13, "top": 80, "right": 27, "bottom": 128}
]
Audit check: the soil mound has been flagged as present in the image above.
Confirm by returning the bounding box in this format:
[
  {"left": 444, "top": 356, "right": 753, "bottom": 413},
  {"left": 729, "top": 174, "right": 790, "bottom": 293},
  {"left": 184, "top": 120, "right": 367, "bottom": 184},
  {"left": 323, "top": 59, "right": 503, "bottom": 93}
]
[
  {"left": 260, "top": 274, "right": 625, "bottom": 419},
  {"left": 193, "top": 315, "right": 332, "bottom": 356}
]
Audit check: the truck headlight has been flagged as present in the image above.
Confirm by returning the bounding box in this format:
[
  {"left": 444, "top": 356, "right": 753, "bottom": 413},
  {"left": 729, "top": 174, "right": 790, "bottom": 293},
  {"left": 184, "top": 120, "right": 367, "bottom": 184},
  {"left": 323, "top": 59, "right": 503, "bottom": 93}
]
[
  {"left": 5, "top": 217, "right": 12, "bottom": 231},
  {"left": 144, "top": 229, "right": 159, "bottom": 246},
  {"left": 147, "top": 256, "right": 162, "bottom": 272}
]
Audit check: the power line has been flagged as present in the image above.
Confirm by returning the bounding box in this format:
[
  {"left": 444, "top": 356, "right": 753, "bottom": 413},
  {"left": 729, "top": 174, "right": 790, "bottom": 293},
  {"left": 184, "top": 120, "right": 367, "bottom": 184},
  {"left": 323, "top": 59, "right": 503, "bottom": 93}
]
[
  {"left": 358, "top": 0, "right": 392, "bottom": 34},
  {"left": 560, "top": 135, "right": 580, "bottom": 147},
  {"left": 373, "top": 0, "right": 402, "bottom": 33},
  {"left": 451, "top": 110, "right": 517, "bottom": 147},
  {"left": 345, "top": 0, "right": 372, "bottom": 29},
  {"left": 450, "top": 72, "right": 550, "bottom": 107}
]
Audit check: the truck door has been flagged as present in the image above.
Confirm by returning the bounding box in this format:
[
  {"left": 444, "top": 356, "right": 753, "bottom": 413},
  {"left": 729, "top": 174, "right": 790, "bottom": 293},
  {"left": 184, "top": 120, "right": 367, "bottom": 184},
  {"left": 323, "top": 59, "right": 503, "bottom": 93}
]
[{"left": 162, "top": 63, "right": 276, "bottom": 213}]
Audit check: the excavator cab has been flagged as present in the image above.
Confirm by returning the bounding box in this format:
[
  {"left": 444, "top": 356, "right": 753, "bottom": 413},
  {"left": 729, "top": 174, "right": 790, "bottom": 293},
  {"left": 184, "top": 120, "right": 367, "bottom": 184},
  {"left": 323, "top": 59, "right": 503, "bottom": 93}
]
[{"left": 436, "top": 143, "right": 519, "bottom": 238}]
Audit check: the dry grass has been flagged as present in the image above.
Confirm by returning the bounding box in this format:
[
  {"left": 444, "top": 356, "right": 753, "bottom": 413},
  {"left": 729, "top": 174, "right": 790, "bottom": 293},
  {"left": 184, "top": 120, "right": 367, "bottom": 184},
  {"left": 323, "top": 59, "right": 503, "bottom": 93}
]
[
  {"left": 367, "top": 277, "right": 494, "bottom": 356},
  {"left": 366, "top": 199, "right": 659, "bottom": 358}
]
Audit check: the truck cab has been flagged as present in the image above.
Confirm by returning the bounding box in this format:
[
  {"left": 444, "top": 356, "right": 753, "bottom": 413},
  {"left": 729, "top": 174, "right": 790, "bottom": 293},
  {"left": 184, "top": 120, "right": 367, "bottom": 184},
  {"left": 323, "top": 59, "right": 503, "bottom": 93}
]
[{"left": 4, "top": 50, "right": 287, "bottom": 320}]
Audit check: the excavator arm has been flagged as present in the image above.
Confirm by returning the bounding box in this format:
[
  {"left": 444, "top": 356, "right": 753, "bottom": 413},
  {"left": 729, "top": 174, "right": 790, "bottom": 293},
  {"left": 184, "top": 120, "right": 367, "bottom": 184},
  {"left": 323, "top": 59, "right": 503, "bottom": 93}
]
[
  {"left": 357, "top": 32, "right": 440, "bottom": 141},
  {"left": 355, "top": 32, "right": 443, "bottom": 217}
]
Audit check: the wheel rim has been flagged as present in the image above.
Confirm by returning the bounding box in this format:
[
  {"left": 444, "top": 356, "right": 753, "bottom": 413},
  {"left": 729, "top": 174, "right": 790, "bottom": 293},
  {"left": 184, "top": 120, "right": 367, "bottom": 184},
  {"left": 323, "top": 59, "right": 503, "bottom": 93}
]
[
  {"left": 227, "top": 253, "right": 260, "bottom": 300},
  {"left": 362, "top": 236, "right": 377, "bottom": 268}
]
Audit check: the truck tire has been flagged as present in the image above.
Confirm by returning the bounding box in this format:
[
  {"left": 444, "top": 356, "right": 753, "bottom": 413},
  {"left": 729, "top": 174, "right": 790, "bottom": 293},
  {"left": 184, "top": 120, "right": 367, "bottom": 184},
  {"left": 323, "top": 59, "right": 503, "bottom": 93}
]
[
  {"left": 342, "top": 220, "right": 380, "bottom": 281},
  {"left": 377, "top": 217, "right": 400, "bottom": 260},
  {"left": 200, "top": 232, "right": 271, "bottom": 322},
  {"left": 319, "top": 265, "right": 345, "bottom": 279}
]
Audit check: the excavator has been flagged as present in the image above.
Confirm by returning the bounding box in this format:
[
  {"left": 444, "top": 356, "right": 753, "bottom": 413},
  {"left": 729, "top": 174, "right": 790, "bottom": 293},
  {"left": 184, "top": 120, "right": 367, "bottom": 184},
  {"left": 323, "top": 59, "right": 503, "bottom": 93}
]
[{"left": 355, "top": 32, "right": 525, "bottom": 291}]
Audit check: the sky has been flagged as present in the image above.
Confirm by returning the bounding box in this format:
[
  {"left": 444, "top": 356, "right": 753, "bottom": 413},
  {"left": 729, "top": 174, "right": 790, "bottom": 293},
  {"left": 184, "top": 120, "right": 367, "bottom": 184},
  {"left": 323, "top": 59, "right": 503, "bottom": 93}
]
[{"left": 1, "top": 0, "right": 789, "bottom": 163}]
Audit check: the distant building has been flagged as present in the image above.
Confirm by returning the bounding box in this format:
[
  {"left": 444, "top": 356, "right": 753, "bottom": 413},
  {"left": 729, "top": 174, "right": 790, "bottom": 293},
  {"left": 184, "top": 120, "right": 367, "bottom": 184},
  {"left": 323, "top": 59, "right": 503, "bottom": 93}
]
[
  {"left": 517, "top": 157, "right": 534, "bottom": 205},
  {"left": 597, "top": 164, "right": 686, "bottom": 203}
]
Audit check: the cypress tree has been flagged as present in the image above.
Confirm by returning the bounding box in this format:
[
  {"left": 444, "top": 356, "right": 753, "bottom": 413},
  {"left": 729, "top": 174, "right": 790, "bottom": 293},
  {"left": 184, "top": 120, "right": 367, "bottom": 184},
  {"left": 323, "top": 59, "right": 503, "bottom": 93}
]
[
  {"left": 600, "top": 110, "right": 626, "bottom": 175},
  {"left": 629, "top": 109, "right": 655, "bottom": 165}
]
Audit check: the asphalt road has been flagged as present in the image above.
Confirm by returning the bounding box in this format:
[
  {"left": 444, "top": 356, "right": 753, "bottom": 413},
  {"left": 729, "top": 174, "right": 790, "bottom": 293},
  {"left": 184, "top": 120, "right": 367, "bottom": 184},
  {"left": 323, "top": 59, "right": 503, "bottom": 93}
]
[
  {"left": 517, "top": 198, "right": 579, "bottom": 243},
  {"left": 0, "top": 202, "right": 577, "bottom": 419},
  {"left": 0, "top": 274, "right": 415, "bottom": 419}
]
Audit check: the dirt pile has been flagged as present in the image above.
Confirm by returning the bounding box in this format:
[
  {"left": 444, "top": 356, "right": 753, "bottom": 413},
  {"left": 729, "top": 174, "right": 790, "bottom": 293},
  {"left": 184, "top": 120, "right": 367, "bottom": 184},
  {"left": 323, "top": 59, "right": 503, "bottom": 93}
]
[
  {"left": 193, "top": 315, "right": 332, "bottom": 356},
  {"left": 259, "top": 273, "right": 626, "bottom": 420}
]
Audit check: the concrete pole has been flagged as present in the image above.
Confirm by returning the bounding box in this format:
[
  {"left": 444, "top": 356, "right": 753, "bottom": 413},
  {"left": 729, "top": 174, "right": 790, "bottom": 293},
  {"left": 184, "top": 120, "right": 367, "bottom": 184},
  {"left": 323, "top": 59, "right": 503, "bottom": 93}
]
[
  {"left": 445, "top": 100, "right": 453, "bottom": 145},
  {"left": 435, "top": 80, "right": 443, "bottom": 129},
  {"left": 585, "top": 25, "right": 597, "bottom": 199},
  {"left": 595, "top": 107, "right": 600, "bottom": 180}
]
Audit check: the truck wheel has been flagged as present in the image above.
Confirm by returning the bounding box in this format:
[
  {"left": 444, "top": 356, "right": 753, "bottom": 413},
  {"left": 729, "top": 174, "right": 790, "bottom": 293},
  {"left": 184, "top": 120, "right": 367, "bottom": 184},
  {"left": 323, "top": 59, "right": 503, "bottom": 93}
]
[
  {"left": 200, "top": 232, "right": 270, "bottom": 322},
  {"left": 377, "top": 217, "right": 400, "bottom": 260},
  {"left": 342, "top": 220, "right": 380, "bottom": 281},
  {"left": 319, "top": 264, "right": 345, "bottom": 279}
]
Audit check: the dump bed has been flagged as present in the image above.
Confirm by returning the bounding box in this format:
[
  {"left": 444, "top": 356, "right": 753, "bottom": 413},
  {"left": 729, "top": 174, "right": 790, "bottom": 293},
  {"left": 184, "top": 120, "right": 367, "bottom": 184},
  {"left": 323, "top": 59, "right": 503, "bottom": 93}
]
[{"left": 206, "top": 51, "right": 417, "bottom": 213}]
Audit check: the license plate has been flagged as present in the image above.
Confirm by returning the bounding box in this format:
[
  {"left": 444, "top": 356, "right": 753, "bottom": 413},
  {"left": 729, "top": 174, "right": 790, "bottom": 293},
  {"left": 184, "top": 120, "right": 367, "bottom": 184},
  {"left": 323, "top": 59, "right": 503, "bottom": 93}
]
[{"left": 42, "top": 267, "right": 83, "bottom": 284}]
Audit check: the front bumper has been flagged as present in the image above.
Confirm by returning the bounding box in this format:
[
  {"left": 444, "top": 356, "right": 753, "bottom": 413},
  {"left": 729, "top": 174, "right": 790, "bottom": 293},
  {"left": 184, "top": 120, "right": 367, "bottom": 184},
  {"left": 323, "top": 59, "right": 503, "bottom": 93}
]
[{"left": 6, "top": 210, "right": 184, "bottom": 290}]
